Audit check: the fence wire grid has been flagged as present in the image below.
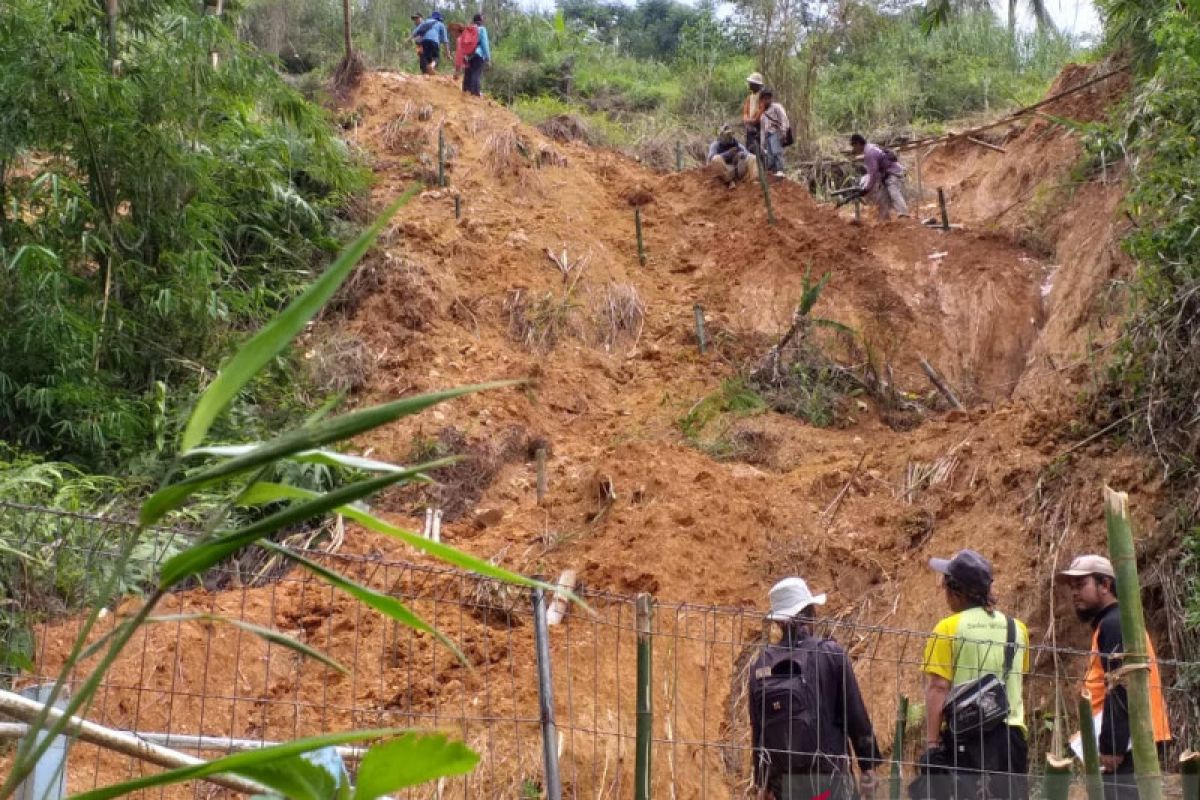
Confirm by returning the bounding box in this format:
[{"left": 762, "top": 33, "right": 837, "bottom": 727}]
[{"left": 1, "top": 502, "right": 1197, "bottom": 800}]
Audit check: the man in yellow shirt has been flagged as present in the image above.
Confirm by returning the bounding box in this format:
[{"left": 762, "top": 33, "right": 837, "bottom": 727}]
[{"left": 912, "top": 549, "right": 1030, "bottom": 800}]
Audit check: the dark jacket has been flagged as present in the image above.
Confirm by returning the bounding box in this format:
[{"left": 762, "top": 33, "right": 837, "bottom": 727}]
[
  {"left": 748, "top": 627, "right": 882, "bottom": 786},
  {"left": 1094, "top": 604, "right": 1131, "bottom": 756}
]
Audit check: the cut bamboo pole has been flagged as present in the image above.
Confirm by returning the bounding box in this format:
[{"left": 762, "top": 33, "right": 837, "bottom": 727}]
[
  {"left": 937, "top": 188, "right": 950, "bottom": 231},
  {"left": 888, "top": 695, "right": 908, "bottom": 800},
  {"left": 0, "top": 689, "right": 265, "bottom": 794},
  {"left": 634, "top": 593, "right": 653, "bottom": 800},
  {"left": 918, "top": 355, "right": 965, "bottom": 411},
  {"left": 1042, "top": 754, "right": 1075, "bottom": 800},
  {"left": 693, "top": 304, "right": 707, "bottom": 354},
  {"left": 1104, "top": 487, "right": 1163, "bottom": 800},
  {"left": 1079, "top": 692, "right": 1105, "bottom": 800},
  {"left": 635, "top": 208, "right": 646, "bottom": 266},
  {"left": 966, "top": 136, "right": 1006, "bottom": 154},
  {"left": 757, "top": 159, "right": 777, "bottom": 225},
  {"left": 437, "top": 126, "right": 446, "bottom": 187},
  {"left": 535, "top": 446, "right": 548, "bottom": 506},
  {"left": 1181, "top": 750, "right": 1200, "bottom": 800},
  {"left": 675, "top": 140, "right": 683, "bottom": 171},
  {"left": 545, "top": 570, "right": 577, "bottom": 626},
  {"left": 454, "top": 194, "right": 461, "bottom": 220}
]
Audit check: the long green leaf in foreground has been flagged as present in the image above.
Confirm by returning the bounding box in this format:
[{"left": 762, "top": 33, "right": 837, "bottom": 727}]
[
  {"left": 263, "top": 542, "right": 468, "bottom": 664},
  {"left": 353, "top": 732, "right": 480, "bottom": 800},
  {"left": 185, "top": 445, "right": 413, "bottom": 473},
  {"left": 158, "top": 461, "right": 454, "bottom": 588},
  {"left": 239, "top": 482, "right": 567, "bottom": 594},
  {"left": 141, "top": 381, "right": 518, "bottom": 526},
  {"left": 180, "top": 186, "right": 419, "bottom": 453},
  {"left": 148, "top": 614, "right": 348, "bottom": 674},
  {"left": 69, "top": 729, "right": 411, "bottom": 800}
]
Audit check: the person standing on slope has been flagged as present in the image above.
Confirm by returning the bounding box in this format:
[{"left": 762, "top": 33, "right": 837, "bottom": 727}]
[
  {"left": 758, "top": 88, "right": 790, "bottom": 178},
  {"left": 850, "top": 133, "right": 909, "bottom": 220},
  {"left": 1057, "top": 555, "right": 1172, "bottom": 800},
  {"left": 412, "top": 11, "right": 449, "bottom": 74},
  {"left": 749, "top": 577, "right": 884, "bottom": 800},
  {"left": 457, "top": 13, "right": 491, "bottom": 96},
  {"left": 742, "top": 72, "right": 766, "bottom": 156},
  {"left": 408, "top": 14, "right": 425, "bottom": 70}
]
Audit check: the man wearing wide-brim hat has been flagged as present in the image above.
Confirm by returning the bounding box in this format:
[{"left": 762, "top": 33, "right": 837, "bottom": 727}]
[
  {"left": 742, "top": 71, "right": 765, "bottom": 156},
  {"left": 1056, "top": 555, "right": 1171, "bottom": 800},
  {"left": 748, "top": 577, "right": 883, "bottom": 800}
]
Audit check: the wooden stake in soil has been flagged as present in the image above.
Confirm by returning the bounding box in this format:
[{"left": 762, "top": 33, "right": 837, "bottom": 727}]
[
  {"left": 1042, "top": 755, "right": 1075, "bottom": 800},
  {"left": 918, "top": 354, "right": 966, "bottom": 411},
  {"left": 693, "top": 304, "right": 707, "bottom": 354},
  {"left": 757, "top": 159, "right": 777, "bottom": 225},
  {"left": 1079, "top": 692, "right": 1105, "bottom": 800},
  {"left": 937, "top": 187, "right": 950, "bottom": 231},
  {"left": 635, "top": 207, "right": 646, "bottom": 266},
  {"left": 437, "top": 126, "right": 446, "bottom": 187},
  {"left": 888, "top": 695, "right": 909, "bottom": 800},
  {"left": 675, "top": 140, "right": 683, "bottom": 172},
  {"left": 854, "top": 195, "right": 861, "bottom": 223},
  {"left": 454, "top": 194, "right": 461, "bottom": 220},
  {"left": 535, "top": 446, "right": 547, "bottom": 506},
  {"left": 634, "top": 593, "right": 654, "bottom": 800},
  {"left": 1104, "top": 487, "right": 1164, "bottom": 800}
]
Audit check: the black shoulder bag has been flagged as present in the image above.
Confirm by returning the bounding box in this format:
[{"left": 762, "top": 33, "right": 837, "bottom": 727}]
[{"left": 942, "top": 616, "right": 1017, "bottom": 739}]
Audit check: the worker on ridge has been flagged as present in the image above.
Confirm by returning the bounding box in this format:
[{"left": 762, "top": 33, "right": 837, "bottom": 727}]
[
  {"left": 850, "top": 133, "right": 909, "bottom": 220},
  {"left": 1057, "top": 555, "right": 1172, "bottom": 800},
  {"left": 457, "top": 13, "right": 491, "bottom": 97},
  {"left": 408, "top": 14, "right": 425, "bottom": 70},
  {"left": 913, "top": 549, "right": 1030, "bottom": 800},
  {"left": 708, "top": 124, "right": 757, "bottom": 188},
  {"left": 412, "top": 10, "right": 449, "bottom": 75},
  {"left": 749, "top": 577, "right": 883, "bottom": 800},
  {"left": 743, "top": 72, "right": 766, "bottom": 156},
  {"left": 758, "top": 88, "right": 790, "bottom": 178}
]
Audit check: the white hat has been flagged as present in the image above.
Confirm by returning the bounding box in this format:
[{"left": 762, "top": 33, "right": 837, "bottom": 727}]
[
  {"left": 767, "top": 577, "right": 827, "bottom": 621},
  {"left": 747, "top": 71, "right": 764, "bottom": 86},
  {"left": 1057, "top": 554, "right": 1116, "bottom": 580}
]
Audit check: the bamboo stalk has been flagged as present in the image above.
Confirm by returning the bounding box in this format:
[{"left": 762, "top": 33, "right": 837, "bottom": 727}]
[
  {"left": 1181, "top": 750, "right": 1200, "bottom": 800},
  {"left": 1104, "top": 487, "right": 1163, "bottom": 800},
  {"left": 937, "top": 188, "right": 950, "bottom": 231},
  {"left": 1042, "top": 754, "right": 1075, "bottom": 800},
  {"left": 693, "top": 304, "right": 707, "bottom": 354},
  {"left": 1079, "top": 693, "right": 1105, "bottom": 800},
  {"left": 437, "top": 126, "right": 446, "bottom": 187},
  {"left": 634, "top": 593, "right": 653, "bottom": 800},
  {"left": 757, "top": 158, "right": 777, "bottom": 225},
  {"left": 535, "top": 446, "right": 547, "bottom": 506},
  {"left": 918, "top": 355, "right": 965, "bottom": 411},
  {"left": 675, "top": 140, "right": 683, "bottom": 171},
  {"left": 0, "top": 689, "right": 265, "bottom": 794},
  {"left": 888, "top": 695, "right": 908, "bottom": 800},
  {"left": 635, "top": 208, "right": 646, "bottom": 266}
]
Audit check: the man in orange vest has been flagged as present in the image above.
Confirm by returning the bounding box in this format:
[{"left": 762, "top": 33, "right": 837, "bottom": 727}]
[{"left": 1058, "top": 555, "right": 1172, "bottom": 800}]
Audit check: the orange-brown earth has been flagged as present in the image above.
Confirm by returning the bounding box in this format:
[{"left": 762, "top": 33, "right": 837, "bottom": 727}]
[{"left": 21, "top": 64, "right": 1181, "bottom": 798}]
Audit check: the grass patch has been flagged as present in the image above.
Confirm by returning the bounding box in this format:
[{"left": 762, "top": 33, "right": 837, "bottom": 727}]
[{"left": 678, "top": 378, "right": 767, "bottom": 456}]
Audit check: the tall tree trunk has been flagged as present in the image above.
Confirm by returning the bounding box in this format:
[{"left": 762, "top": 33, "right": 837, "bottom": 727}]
[
  {"left": 105, "top": 0, "right": 119, "bottom": 74},
  {"left": 342, "top": 0, "right": 353, "bottom": 61},
  {"left": 1008, "top": 0, "right": 1016, "bottom": 40}
]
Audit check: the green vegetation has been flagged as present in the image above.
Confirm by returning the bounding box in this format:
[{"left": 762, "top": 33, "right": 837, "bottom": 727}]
[
  {"left": 678, "top": 377, "right": 767, "bottom": 443},
  {"left": 0, "top": 0, "right": 366, "bottom": 474}
]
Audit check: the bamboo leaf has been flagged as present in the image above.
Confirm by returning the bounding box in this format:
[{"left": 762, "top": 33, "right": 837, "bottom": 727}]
[
  {"left": 158, "top": 463, "right": 453, "bottom": 588},
  {"left": 238, "top": 756, "right": 340, "bottom": 800},
  {"left": 141, "top": 381, "right": 518, "bottom": 526},
  {"left": 353, "top": 732, "right": 480, "bottom": 800},
  {"left": 181, "top": 187, "right": 419, "bottom": 453},
  {"left": 148, "top": 614, "right": 348, "bottom": 674},
  {"left": 185, "top": 445, "right": 413, "bottom": 474},
  {"left": 68, "top": 730, "right": 407, "bottom": 800},
  {"left": 263, "top": 543, "right": 467, "bottom": 664}
]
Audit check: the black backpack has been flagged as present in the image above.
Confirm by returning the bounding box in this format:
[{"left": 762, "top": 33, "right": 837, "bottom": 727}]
[{"left": 750, "top": 641, "right": 837, "bottom": 774}]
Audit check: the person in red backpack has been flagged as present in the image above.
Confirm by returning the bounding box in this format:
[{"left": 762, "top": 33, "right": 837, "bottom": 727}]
[
  {"left": 749, "top": 577, "right": 883, "bottom": 800},
  {"left": 456, "top": 14, "right": 490, "bottom": 96}
]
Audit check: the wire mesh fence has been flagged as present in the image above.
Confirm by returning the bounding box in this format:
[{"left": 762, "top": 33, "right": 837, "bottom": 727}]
[{"left": 1, "top": 501, "right": 1198, "bottom": 799}]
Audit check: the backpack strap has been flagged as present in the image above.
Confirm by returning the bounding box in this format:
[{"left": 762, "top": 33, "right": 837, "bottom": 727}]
[{"left": 1002, "top": 615, "right": 1017, "bottom": 681}]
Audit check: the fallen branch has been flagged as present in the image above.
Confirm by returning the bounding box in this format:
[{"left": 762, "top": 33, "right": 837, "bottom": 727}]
[
  {"left": 918, "top": 355, "right": 965, "bottom": 411},
  {"left": 967, "top": 136, "right": 1006, "bottom": 154}
]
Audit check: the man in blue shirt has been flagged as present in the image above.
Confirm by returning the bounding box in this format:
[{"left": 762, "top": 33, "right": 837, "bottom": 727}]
[
  {"left": 460, "top": 13, "right": 491, "bottom": 96},
  {"left": 411, "top": 11, "right": 449, "bottom": 74}
]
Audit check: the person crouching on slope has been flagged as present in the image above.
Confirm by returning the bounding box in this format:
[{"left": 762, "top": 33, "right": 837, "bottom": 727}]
[
  {"left": 708, "top": 124, "right": 757, "bottom": 188},
  {"left": 850, "top": 133, "right": 909, "bottom": 220}
]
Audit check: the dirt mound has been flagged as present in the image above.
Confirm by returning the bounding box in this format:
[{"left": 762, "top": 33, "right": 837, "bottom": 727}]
[{"left": 16, "top": 66, "right": 1177, "bottom": 799}]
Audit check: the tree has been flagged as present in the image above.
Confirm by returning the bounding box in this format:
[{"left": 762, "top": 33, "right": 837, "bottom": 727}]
[{"left": 333, "top": 0, "right": 364, "bottom": 94}]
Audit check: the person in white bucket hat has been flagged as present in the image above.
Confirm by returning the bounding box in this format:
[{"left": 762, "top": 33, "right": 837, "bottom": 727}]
[{"left": 748, "top": 577, "right": 883, "bottom": 800}]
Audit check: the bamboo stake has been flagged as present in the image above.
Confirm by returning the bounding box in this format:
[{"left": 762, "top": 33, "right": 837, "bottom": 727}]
[
  {"left": 757, "top": 158, "right": 777, "bottom": 225},
  {"left": 634, "top": 593, "right": 653, "bottom": 800},
  {"left": 535, "top": 446, "right": 547, "bottom": 506},
  {"left": 454, "top": 195, "right": 461, "bottom": 220},
  {"left": 1181, "top": 750, "right": 1200, "bottom": 800},
  {"left": 888, "top": 695, "right": 908, "bottom": 800},
  {"left": 937, "top": 188, "right": 950, "bottom": 231},
  {"left": 1042, "top": 754, "right": 1075, "bottom": 800},
  {"left": 693, "top": 304, "right": 707, "bottom": 354},
  {"left": 918, "top": 355, "right": 965, "bottom": 411},
  {"left": 437, "top": 126, "right": 446, "bottom": 187},
  {"left": 675, "top": 140, "right": 683, "bottom": 171},
  {"left": 0, "top": 689, "right": 265, "bottom": 794},
  {"left": 1079, "top": 693, "right": 1105, "bottom": 800},
  {"left": 1104, "top": 487, "right": 1163, "bottom": 800},
  {"left": 635, "top": 208, "right": 646, "bottom": 266}
]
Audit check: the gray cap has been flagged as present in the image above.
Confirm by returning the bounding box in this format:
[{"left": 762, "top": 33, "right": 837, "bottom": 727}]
[
  {"left": 929, "top": 549, "right": 993, "bottom": 595},
  {"left": 1056, "top": 554, "right": 1116, "bottom": 580}
]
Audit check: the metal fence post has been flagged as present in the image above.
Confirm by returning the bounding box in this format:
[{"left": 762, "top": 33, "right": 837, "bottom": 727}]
[
  {"left": 635, "top": 593, "right": 653, "bottom": 800},
  {"left": 16, "top": 684, "right": 68, "bottom": 800},
  {"left": 532, "top": 586, "right": 562, "bottom": 800}
]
